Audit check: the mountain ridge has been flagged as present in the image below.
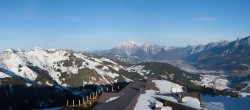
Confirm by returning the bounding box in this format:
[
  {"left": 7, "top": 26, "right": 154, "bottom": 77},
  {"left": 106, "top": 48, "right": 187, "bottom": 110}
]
[{"left": 88, "top": 36, "right": 250, "bottom": 76}]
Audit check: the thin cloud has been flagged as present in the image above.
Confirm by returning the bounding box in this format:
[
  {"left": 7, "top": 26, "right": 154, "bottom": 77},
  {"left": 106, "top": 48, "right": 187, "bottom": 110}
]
[
  {"left": 192, "top": 16, "right": 217, "bottom": 21},
  {"left": 33, "top": 29, "right": 42, "bottom": 32}
]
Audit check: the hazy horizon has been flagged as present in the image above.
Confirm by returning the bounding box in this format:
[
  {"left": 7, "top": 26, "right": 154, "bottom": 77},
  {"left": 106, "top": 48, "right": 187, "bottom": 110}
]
[{"left": 1, "top": 0, "right": 250, "bottom": 50}]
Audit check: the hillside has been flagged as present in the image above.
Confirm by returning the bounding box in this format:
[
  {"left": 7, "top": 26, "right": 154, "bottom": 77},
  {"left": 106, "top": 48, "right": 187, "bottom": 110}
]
[{"left": 186, "top": 36, "right": 250, "bottom": 76}]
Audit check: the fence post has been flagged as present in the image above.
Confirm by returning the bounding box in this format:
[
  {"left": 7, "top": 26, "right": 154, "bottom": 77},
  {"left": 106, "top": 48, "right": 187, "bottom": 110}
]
[
  {"left": 83, "top": 97, "right": 85, "bottom": 105},
  {"left": 67, "top": 100, "right": 68, "bottom": 106},
  {"left": 73, "top": 100, "right": 75, "bottom": 106}
]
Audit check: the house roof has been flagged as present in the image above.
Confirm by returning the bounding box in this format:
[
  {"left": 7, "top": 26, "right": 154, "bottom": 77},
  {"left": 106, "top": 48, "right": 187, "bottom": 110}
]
[{"left": 93, "top": 81, "right": 148, "bottom": 110}]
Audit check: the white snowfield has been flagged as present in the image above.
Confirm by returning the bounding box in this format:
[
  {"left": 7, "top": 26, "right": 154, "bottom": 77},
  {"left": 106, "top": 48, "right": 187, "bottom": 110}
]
[
  {"left": 153, "top": 80, "right": 183, "bottom": 93},
  {"left": 239, "top": 92, "right": 250, "bottom": 97},
  {"left": 193, "top": 75, "right": 230, "bottom": 91},
  {"left": 182, "top": 97, "right": 202, "bottom": 109},
  {"left": 134, "top": 90, "right": 157, "bottom": 110},
  {"left": 134, "top": 80, "right": 201, "bottom": 110},
  {"left": 0, "top": 48, "right": 132, "bottom": 85},
  {"left": 126, "top": 65, "right": 150, "bottom": 75}
]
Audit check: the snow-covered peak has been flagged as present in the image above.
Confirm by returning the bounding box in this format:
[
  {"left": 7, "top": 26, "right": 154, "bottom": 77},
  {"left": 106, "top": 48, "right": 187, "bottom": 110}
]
[
  {"left": 3, "top": 49, "right": 16, "bottom": 53},
  {"left": 5, "top": 49, "right": 14, "bottom": 52},
  {"left": 116, "top": 41, "right": 143, "bottom": 48},
  {"left": 234, "top": 36, "right": 250, "bottom": 47},
  {"left": 29, "top": 47, "right": 45, "bottom": 51},
  {"left": 208, "top": 40, "right": 229, "bottom": 46},
  {"left": 112, "top": 41, "right": 171, "bottom": 56},
  {"left": 189, "top": 40, "right": 230, "bottom": 54}
]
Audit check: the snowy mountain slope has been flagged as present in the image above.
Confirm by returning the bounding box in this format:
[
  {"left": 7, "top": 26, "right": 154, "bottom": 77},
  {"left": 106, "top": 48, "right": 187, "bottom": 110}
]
[
  {"left": 187, "top": 40, "right": 229, "bottom": 54},
  {"left": 186, "top": 36, "right": 250, "bottom": 76},
  {"left": 0, "top": 48, "right": 200, "bottom": 87},
  {"left": 0, "top": 48, "right": 131, "bottom": 87},
  {"left": 92, "top": 41, "right": 188, "bottom": 63}
]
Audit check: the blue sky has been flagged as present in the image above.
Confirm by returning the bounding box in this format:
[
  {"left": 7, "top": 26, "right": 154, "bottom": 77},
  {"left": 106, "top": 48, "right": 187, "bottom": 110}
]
[{"left": 0, "top": 0, "right": 250, "bottom": 50}]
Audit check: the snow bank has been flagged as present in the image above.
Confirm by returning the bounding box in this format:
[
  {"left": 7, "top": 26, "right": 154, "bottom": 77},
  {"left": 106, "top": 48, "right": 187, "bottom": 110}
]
[
  {"left": 135, "top": 80, "right": 201, "bottom": 110},
  {"left": 155, "top": 99, "right": 163, "bottom": 107},
  {"left": 0, "top": 71, "right": 11, "bottom": 78},
  {"left": 152, "top": 80, "right": 183, "bottom": 93},
  {"left": 154, "top": 95, "right": 202, "bottom": 109},
  {"left": 195, "top": 75, "right": 230, "bottom": 91},
  {"left": 182, "top": 97, "right": 202, "bottom": 109},
  {"left": 135, "top": 80, "right": 184, "bottom": 110},
  {"left": 134, "top": 90, "right": 156, "bottom": 110},
  {"left": 126, "top": 65, "right": 150, "bottom": 75},
  {"left": 105, "top": 96, "right": 120, "bottom": 103},
  {"left": 239, "top": 92, "right": 250, "bottom": 97},
  {"left": 161, "top": 106, "right": 172, "bottom": 110}
]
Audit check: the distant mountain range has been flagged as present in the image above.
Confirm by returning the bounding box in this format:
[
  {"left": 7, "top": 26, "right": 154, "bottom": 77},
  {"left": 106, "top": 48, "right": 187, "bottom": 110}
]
[
  {"left": 91, "top": 41, "right": 189, "bottom": 63},
  {"left": 89, "top": 36, "right": 250, "bottom": 76},
  {"left": 186, "top": 37, "right": 250, "bottom": 76}
]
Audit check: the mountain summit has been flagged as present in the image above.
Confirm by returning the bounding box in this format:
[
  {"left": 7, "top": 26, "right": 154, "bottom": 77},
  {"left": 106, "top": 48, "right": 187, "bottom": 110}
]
[{"left": 98, "top": 41, "right": 175, "bottom": 63}]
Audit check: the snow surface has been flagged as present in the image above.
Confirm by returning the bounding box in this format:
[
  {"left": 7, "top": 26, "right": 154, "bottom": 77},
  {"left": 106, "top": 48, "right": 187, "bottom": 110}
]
[
  {"left": 105, "top": 96, "right": 120, "bottom": 103},
  {"left": 0, "top": 50, "right": 38, "bottom": 80},
  {"left": 134, "top": 90, "right": 156, "bottom": 110},
  {"left": 114, "top": 41, "right": 171, "bottom": 56},
  {"left": 122, "top": 75, "right": 133, "bottom": 82},
  {"left": 0, "top": 71, "right": 11, "bottom": 78},
  {"left": 126, "top": 65, "right": 150, "bottom": 75},
  {"left": 154, "top": 95, "right": 201, "bottom": 109},
  {"left": 160, "top": 106, "right": 172, "bottom": 110},
  {"left": 239, "top": 92, "right": 250, "bottom": 97},
  {"left": 135, "top": 80, "right": 186, "bottom": 110},
  {"left": 155, "top": 99, "right": 163, "bottom": 107},
  {"left": 155, "top": 100, "right": 173, "bottom": 110},
  {"left": 182, "top": 97, "right": 202, "bottom": 109},
  {"left": 153, "top": 80, "right": 183, "bottom": 93},
  {"left": 194, "top": 75, "right": 229, "bottom": 90},
  {"left": 135, "top": 80, "right": 201, "bottom": 110},
  {"left": 242, "top": 81, "right": 250, "bottom": 91}
]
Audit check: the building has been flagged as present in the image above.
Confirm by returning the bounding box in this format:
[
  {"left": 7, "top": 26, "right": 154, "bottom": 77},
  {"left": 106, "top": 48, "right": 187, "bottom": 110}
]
[{"left": 94, "top": 79, "right": 202, "bottom": 110}]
